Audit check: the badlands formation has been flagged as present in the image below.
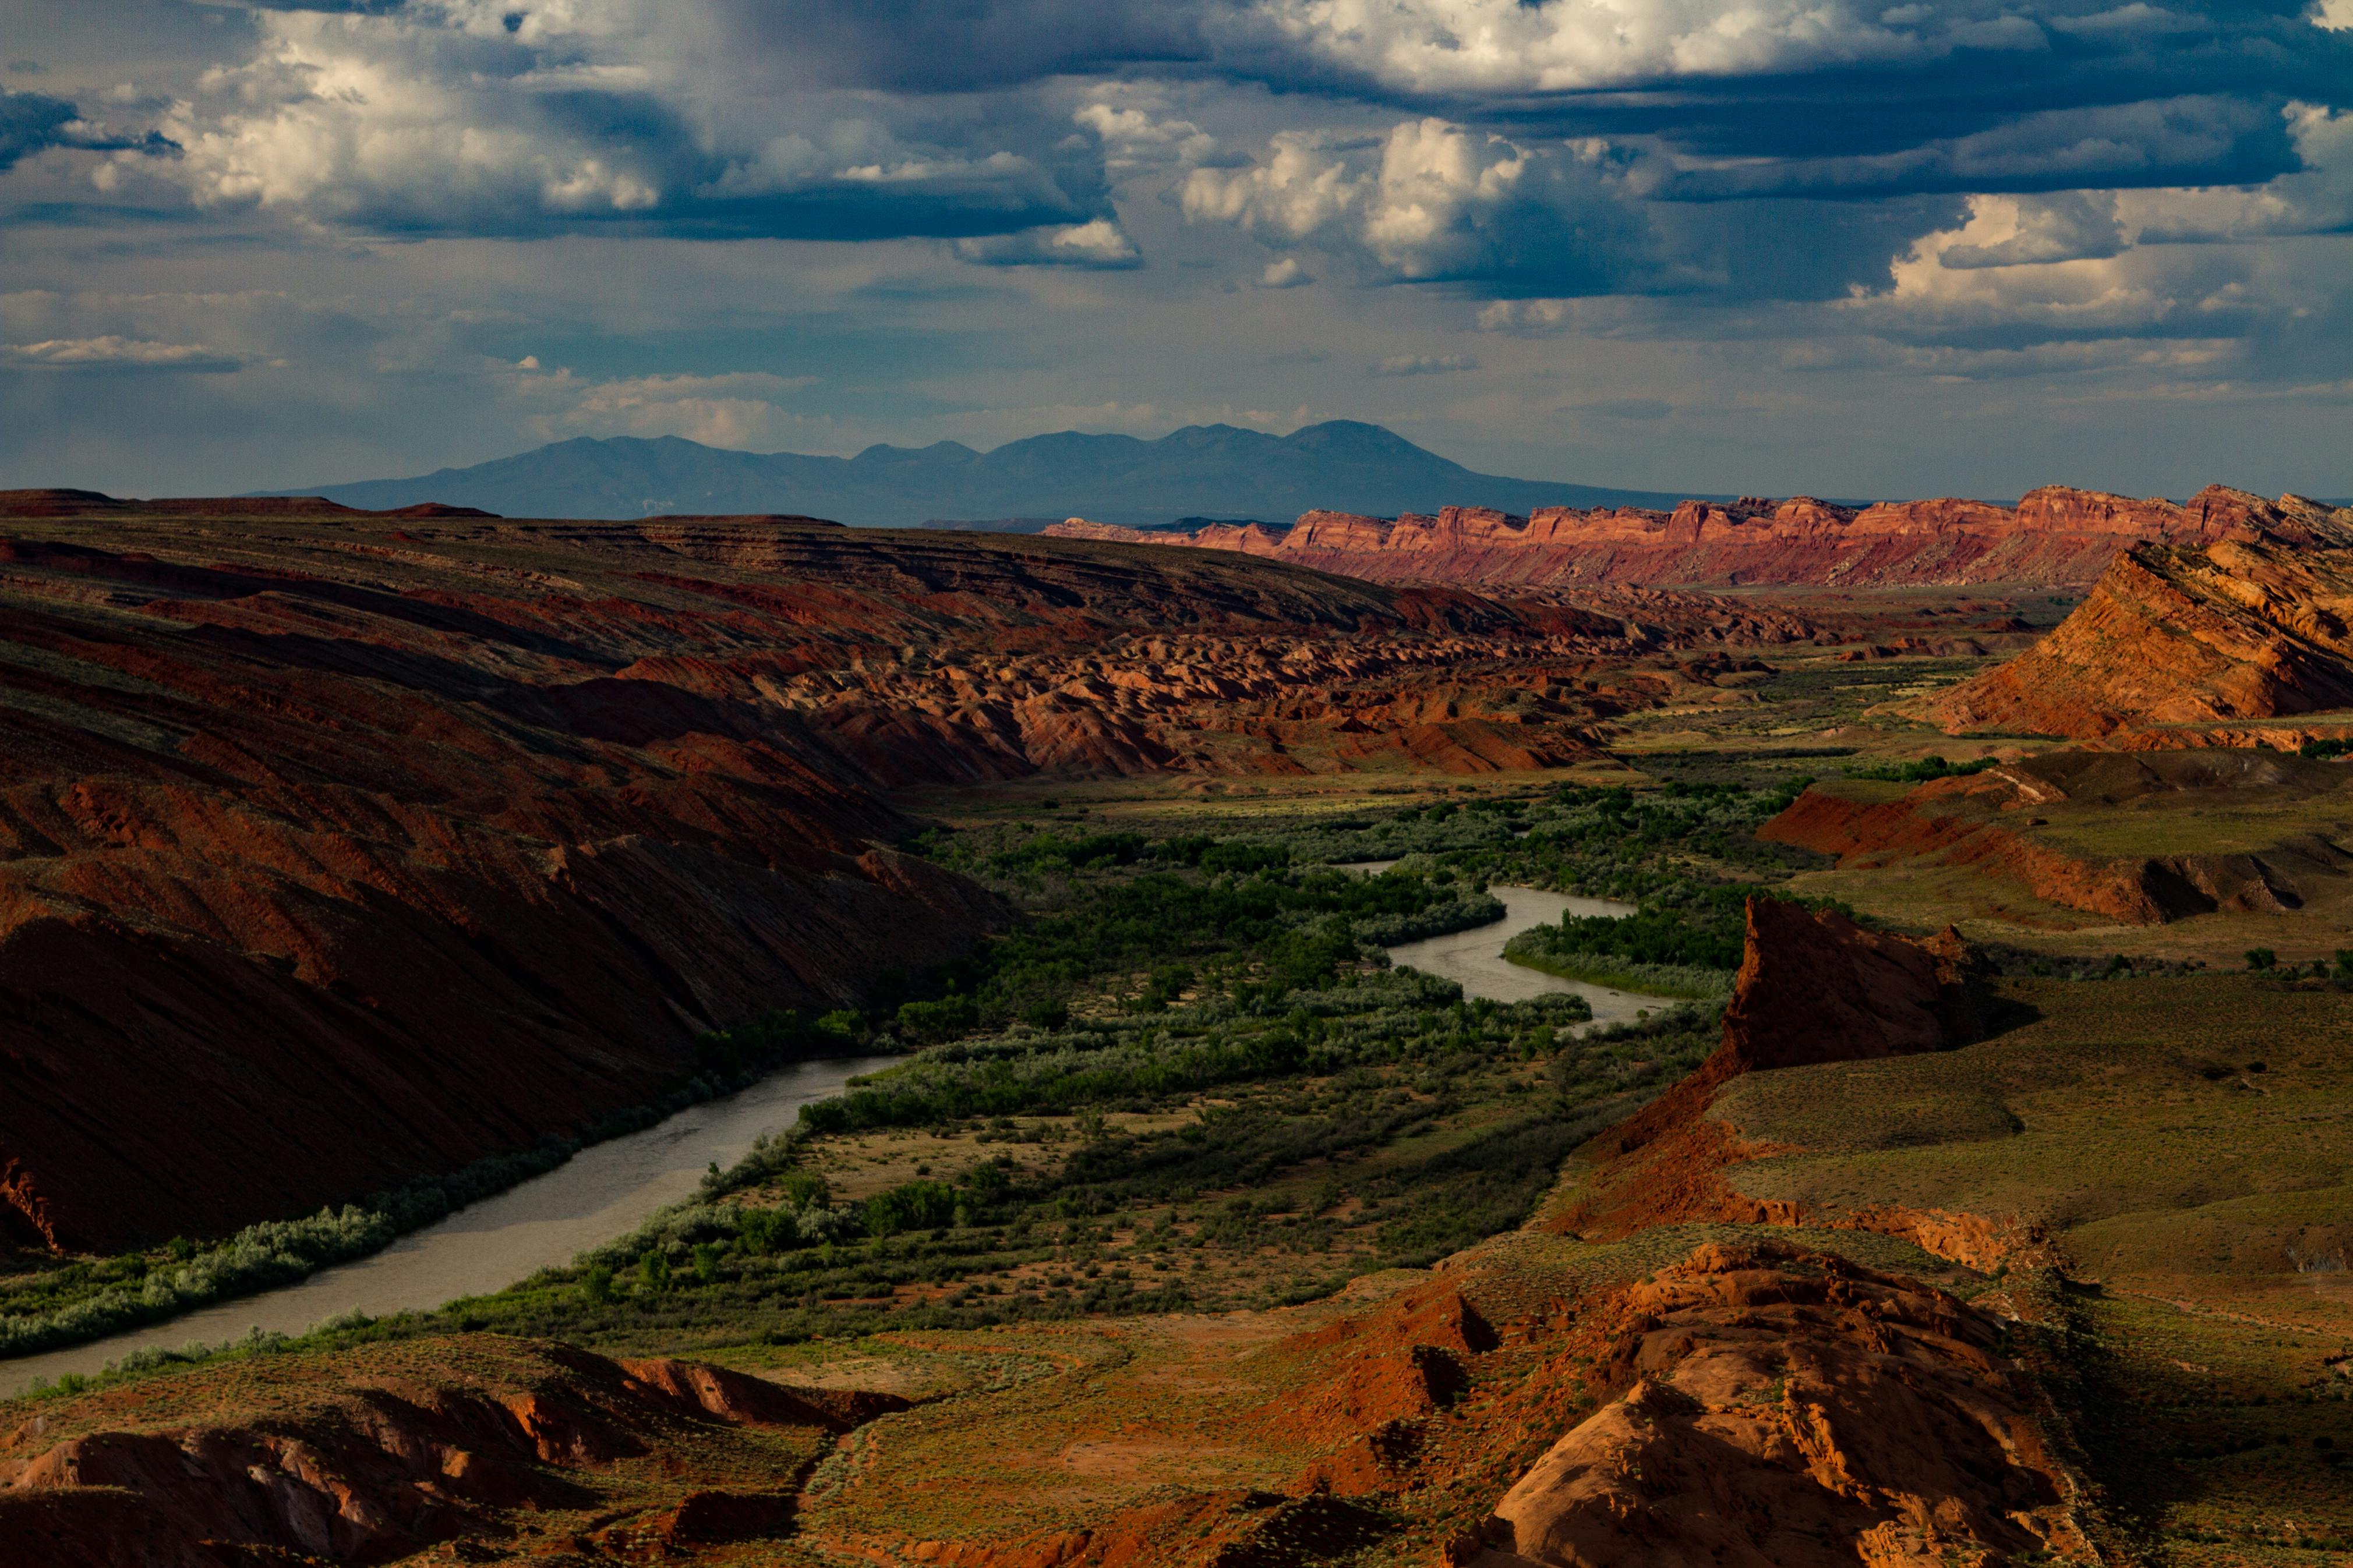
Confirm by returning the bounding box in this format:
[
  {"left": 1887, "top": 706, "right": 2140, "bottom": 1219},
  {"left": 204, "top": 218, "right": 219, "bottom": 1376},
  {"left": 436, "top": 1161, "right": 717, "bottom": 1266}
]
[
  {"left": 3, "top": 472, "right": 2351, "bottom": 1568},
  {"left": 0, "top": 491, "right": 1807, "bottom": 1254}
]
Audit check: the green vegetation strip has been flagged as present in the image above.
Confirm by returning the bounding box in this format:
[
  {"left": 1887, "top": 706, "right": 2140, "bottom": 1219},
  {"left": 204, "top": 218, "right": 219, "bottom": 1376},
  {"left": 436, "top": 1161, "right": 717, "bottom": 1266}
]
[{"left": 12, "top": 777, "right": 1814, "bottom": 1394}]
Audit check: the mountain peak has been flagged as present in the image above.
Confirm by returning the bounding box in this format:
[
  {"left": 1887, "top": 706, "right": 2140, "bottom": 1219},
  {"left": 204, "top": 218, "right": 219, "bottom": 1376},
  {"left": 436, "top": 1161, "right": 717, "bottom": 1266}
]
[{"left": 282, "top": 422, "right": 1709, "bottom": 525}]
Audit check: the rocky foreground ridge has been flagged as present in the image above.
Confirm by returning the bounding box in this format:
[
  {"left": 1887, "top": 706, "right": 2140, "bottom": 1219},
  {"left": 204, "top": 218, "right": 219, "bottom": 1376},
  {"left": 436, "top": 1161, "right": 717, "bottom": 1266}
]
[
  {"left": 0, "top": 494, "right": 1815, "bottom": 1254},
  {"left": 1048, "top": 482, "right": 2341, "bottom": 590}
]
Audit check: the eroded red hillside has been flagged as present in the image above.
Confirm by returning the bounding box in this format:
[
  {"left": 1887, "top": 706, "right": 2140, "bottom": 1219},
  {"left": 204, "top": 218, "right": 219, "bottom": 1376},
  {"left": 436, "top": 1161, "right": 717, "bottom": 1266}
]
[
  {"left": 0, "top": 500, "right": 1780, "bottom": 1252},
  {"left": 1049, "top": 483, "right": 2350, "bottom": 590},
  {"left": 1912, "top": 502, "right": 2353, "bottom": 739},
  {"left": 1550, "top": 898, "right": 2021, "bottom": 1270},
  {"left": 0, "top": 1335, "right": 899, "bottom": 1563}
]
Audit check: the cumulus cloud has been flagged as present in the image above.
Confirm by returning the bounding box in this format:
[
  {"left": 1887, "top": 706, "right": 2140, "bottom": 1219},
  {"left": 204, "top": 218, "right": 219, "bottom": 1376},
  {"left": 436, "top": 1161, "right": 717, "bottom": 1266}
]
[
  {"left": 511, "top": 366, "right": 826, "bottom": 448},
  {"left": 952, "top": 217, "right": 1143, "bottom": 266},
  {"left": 2126, "top": 102, "right": 2353, "bottom": 241},
  {"left": 1940, "top": 192, "right": 2127, "bottom": 268},
  {"left": 1072, "top": 86, "right": 1224, "bottom": 172},
  {"left": 3, "top": 0, "right": 2350, "bottom": 500},
  {"left": 152, "top": 6, "right": 1108, "bottom": 239},
  {"left": 1185, "top": 118, "right": 1652, "bottom": 291},
  {"left": 1252, "top": 0, "right": 2026, "bottom": 95}
]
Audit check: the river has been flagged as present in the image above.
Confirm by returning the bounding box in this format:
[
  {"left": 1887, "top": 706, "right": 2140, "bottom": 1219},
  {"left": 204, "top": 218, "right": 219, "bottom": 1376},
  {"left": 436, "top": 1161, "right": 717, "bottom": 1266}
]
[
  {"left": 0, "top": 1055, "right": 895, "bottom": 1399},
  {"left": 3, "top": 882, "right": 1640, "bottom": 1398},
  {"left": 1360, "top": 870, "right": 1647, "bottom": 1025}
]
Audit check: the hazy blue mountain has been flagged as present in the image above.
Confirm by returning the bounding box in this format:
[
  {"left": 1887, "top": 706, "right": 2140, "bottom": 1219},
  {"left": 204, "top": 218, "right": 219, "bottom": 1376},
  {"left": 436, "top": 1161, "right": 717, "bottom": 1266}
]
[{"left": 275, "top": 421, "right": 1718, "bottom": 526}]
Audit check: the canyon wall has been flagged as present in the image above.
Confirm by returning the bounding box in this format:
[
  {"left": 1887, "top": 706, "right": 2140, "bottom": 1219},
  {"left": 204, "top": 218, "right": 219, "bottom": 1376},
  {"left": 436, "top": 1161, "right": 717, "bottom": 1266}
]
[
  {"left": 0, "top": 496, "right": 1737, "bottom": 1252},
  {"left": 1048, "top": 483, "right": 2343, "bottom": 590}
]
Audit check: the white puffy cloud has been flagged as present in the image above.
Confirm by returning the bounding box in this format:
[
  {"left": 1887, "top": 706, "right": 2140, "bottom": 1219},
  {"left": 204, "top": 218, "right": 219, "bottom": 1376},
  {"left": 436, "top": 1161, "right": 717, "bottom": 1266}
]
[
  {"left": 1181, "top": 129, "right": 1371, "bottom": 239},
  {"left": 1251, "top": 0, "right": 2038, "bottom": 96},
  {"left": 952, "top": 217, "right": 1143, "bottom": 266},
  {"left": 1071, "top": 86, "right": 1221, "bottom": 172},
  {"left": 1939, "top": 192, "right": 2126, "bottom": 268},
  {"left": 1185, "top": 117, "right": 1649, "bottom": 289},
  {"left": 147, "top": 4, "right": 1101, "bottom": 239}
]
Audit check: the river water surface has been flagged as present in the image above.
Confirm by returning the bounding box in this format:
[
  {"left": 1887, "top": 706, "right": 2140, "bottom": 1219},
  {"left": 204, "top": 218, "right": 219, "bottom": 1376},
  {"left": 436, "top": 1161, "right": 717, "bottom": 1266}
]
[
  {"left": 1383, "top": 883, "right": 1647, "bottom": 1024},
  {"left": 0, "top": 1055, "right": 896, "bottom": 1399}
]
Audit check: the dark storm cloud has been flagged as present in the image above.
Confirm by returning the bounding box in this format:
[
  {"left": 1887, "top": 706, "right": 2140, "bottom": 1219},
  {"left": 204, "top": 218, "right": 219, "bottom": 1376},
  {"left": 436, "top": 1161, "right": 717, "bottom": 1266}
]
[
  {"left": 0, "top": 88, "right": 177, "bottom": 172},
  {"left": 1652, "top": 95, "right": 2301, "bottom": 201},
  {"left": 715, "top": 0, "right": 1230, "bottom": 93}
]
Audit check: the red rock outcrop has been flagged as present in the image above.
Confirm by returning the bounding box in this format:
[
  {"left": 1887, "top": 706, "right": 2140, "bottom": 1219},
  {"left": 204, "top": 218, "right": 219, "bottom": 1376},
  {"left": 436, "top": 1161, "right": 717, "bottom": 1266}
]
[
  {"left": 1448, "top": 1241, "right": 2091, "bottom": 1568},
  {"left": 0, "top": 1336, "right": 899, "bottom": 1563},
  {"left": 1048, "top": 483, "right": 2346, "bottom": 591},
  {"left": 1913, "top": 504, "right": 2353, "bottom": 739},
  {"left": 1760, "top": 751, "right": 2353, "bottom": 925},
  {"left": 1588, "top": 898, "right": 1982, "bottom": 1172}
]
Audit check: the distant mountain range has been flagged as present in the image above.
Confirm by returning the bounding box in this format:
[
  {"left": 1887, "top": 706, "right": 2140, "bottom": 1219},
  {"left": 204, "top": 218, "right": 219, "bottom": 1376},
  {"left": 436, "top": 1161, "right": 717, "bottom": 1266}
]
[{"left": 273, "top": 421, "right": 1721, "bottom": 527}]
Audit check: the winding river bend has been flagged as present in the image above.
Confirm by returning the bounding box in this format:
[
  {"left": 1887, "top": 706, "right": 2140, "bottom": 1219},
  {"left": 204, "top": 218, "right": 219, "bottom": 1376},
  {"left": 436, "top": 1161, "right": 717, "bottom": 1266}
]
[
  {"left": 2, "top": 882, "right": 1641, "bottom": 1399},
  {"left": 0, "top": 1056, "right": 895, "bottom": 1399},
  {"left": 1353, "top": 866, "right": 1645, "bottom": 1024}
]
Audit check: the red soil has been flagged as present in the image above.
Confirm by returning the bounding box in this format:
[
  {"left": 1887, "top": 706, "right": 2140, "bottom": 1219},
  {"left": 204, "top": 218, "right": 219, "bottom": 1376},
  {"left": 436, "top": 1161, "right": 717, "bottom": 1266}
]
[
  {"left": 0, "top": 504, "right": 1776, "bottom": 1253},
  {"left": 1761, "top": 752, "right": 2353, "bottom": 925},
  {"left": 1545, "top": 898, "right": 2062, "bottom": 1277},
  {"left": 1584, "top": 897, "right": 1982, "bottom": 1173}
]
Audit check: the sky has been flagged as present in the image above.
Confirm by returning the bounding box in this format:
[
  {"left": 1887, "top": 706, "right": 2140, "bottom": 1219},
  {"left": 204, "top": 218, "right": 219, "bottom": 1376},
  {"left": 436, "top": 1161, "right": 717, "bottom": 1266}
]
[{"left": 2, "top": 0, "right": 2350, "bottom": 503}]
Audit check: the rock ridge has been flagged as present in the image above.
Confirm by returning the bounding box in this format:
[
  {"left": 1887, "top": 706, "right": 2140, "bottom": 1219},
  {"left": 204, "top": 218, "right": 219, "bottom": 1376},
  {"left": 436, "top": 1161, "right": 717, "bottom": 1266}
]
[{"left": 1049, "top": 483, "right": 2352, "bottom": 590}]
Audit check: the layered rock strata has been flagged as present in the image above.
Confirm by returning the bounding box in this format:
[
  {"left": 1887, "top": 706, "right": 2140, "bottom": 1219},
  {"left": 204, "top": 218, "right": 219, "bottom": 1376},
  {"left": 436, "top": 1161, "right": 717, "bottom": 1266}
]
[
  {"left": 1049, "top": 483, "right": 2348, "bottom": 590},
  {"left": 1760, "top": 750, "right": 2353, "bottom": 925},
  {"left": 1552, "top": 899, "right": 2048, "bottom": 1272},
  {"left": 1589, "top": 897, "right": 1984, "bottom": 1168},
  {"left": 0, "top": 1337, "right": 899, "bottom": 1563},
  {"left": 1912, "top": 500, "right": 2353, "bottom": 739}
]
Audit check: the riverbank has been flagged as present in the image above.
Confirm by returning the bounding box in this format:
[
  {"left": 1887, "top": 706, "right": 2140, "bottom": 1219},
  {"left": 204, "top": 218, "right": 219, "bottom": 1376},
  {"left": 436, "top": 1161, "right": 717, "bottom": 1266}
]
[
  {"left": 0, "top": 1056, "right": 896, "bottom": 1399},
  {"left": 1380, "top": 883, "right": 1652, "bottom": 1026},
  {"left": 1500, "top": 944, "right": 1734, "bottom": 1000}
]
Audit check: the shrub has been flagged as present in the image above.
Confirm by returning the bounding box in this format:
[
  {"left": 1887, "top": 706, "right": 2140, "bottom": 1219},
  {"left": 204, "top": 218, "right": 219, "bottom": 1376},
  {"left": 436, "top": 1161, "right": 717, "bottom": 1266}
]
[
  {"left": 1845, "top": 754, "right": 2000, "bottom": 784},
  {"left": 867, "top": 1180, "right": 958, "bottom": 1237},
  {"left": 637, "top": 1251, "right": 671, "bottom": 1293}
]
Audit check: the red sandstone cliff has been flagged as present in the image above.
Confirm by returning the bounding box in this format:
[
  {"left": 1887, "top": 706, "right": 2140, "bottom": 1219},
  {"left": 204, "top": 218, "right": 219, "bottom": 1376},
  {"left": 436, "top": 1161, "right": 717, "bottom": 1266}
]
[
  {"left": 1550, "top": 898, "right": 2001, "bottom": 1262},
  {"left": 1047, "top": 483, "right": 2347, "bottom": 591},
  {"left": 1912, "top": 499, "right": 2353, "bottom": 739},
  {"left": 1589, "top": 898, "right": 1982, "bottom": 1169}
]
